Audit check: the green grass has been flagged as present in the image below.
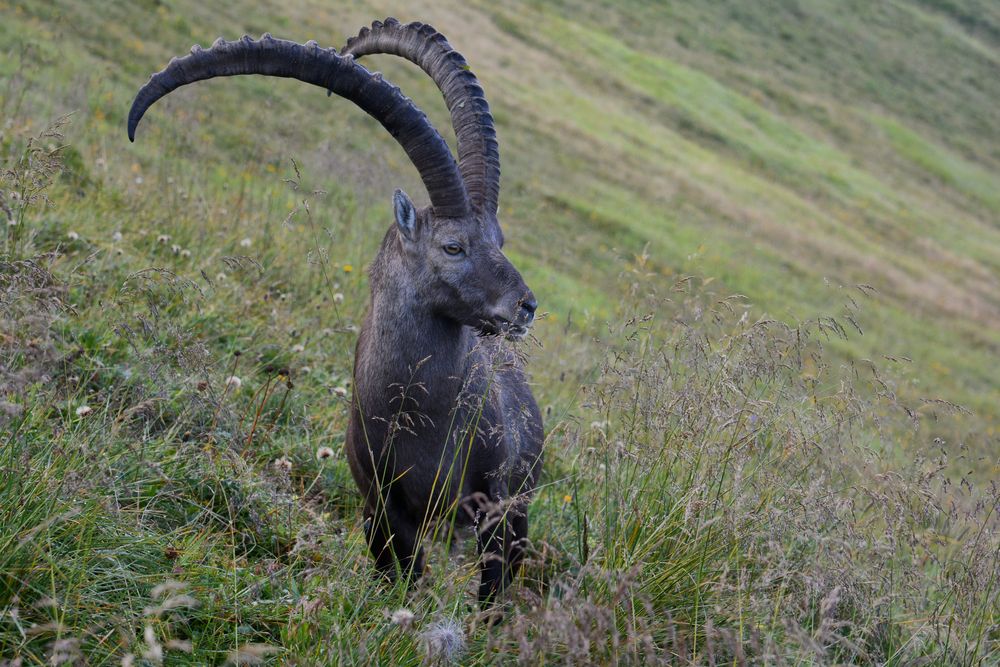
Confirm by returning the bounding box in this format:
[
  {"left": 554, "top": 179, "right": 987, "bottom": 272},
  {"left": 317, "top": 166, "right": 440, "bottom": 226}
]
[{"left": 1, "top": 0, "right": 999, "bottom": 663}]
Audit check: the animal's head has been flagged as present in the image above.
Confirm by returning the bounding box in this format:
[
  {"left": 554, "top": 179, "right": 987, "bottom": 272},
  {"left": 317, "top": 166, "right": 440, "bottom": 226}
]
[
  {"left": 389, "top": 189, "right": 535, "bottom": 339},
  {"left": 128, "top": 19, "right": 536, "bottom": 340}
]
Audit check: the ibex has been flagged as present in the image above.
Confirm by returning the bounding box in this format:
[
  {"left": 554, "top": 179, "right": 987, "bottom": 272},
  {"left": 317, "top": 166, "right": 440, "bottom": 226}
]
[{"left": 128, "top": 18, "right": 544, "bottom": 605}]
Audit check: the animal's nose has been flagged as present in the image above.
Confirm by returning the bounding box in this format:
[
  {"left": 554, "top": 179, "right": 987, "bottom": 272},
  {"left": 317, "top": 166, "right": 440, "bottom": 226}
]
[{"left": 519, "top": 294, "right": 537, "bottom": 320}]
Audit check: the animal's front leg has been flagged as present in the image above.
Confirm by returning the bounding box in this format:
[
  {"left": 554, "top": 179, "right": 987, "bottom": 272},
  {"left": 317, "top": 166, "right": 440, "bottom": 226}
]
[
  {"left": 364, "top": 495, "right": 426, "bottom": 585},
  {"left": 476, "top": 508, "right": 513, "bottom": 606}
]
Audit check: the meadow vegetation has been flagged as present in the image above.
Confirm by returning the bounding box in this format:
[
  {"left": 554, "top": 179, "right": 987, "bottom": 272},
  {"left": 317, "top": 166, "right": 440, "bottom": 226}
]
[{"left": 1, "top": 0, "right": 998, "bottom": 663}]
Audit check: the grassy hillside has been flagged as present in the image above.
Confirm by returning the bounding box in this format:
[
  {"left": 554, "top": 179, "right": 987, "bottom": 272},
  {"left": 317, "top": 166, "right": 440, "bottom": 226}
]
[{"left": 1, "top": 0, "right": 998, "bottom": 663}]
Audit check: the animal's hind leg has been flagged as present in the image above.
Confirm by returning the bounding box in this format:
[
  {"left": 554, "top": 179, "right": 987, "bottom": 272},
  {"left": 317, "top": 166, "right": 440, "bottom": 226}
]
[{"left": 364, "top": 496, "right": 425, "bottom": 586}]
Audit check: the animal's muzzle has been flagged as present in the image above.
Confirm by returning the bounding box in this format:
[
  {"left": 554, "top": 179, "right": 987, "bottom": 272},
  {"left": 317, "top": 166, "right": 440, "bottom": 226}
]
[{"left": 515, "top": 292, "right": 537, "bottom": 327}]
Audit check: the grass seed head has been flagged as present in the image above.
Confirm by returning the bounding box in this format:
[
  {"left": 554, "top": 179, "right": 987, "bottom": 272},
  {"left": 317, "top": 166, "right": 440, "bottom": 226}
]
[{"left": 421, "top": 618, "right": 465, "bottom": 665}]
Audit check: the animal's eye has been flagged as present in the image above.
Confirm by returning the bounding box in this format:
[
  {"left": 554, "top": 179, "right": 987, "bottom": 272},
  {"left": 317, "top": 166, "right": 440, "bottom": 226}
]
[{"left": 443, "top": 243, "right": 464, "bottom": 256}]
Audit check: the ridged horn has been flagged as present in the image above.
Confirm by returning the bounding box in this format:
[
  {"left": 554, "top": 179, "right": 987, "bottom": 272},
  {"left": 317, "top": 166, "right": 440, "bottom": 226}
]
[
  {"left": 128, "top": 34, "right": 471, "bottom": 218},
  {"left": 343, "top": 18, "right": 501, "bottom": 220}
]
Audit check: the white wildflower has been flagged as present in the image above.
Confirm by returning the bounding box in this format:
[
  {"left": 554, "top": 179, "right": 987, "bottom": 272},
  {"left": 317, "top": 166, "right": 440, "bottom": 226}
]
[
  {"left": 239, "top": 237, "right": 252, "bottom": 248},
  {"left": 157, "top": 234, "right": 170, "bottom": 244},
  {"left": 164, "top": 594, "right": 199, "bottom": 610},
  {"left": 180, "top": 248, "right": 192, "bottom": 258},
  {"left": 67, "top": 231, "right": 80, "bottom": 241},
  {"left": 332, "top": 386, "right": 347, "bottom": 398},
  {"left": 225, "top": 644, "right": 279, "bottom": 665},
  {"left": 273, "top": 456, "right": 292, "bottom": 472},
  {"left": 142, "top": 625, "right": 163, "bottom": 665},
  {"left": 151, "top": 580, "right": 187, "bottom": 599},
  {"left": 333, "top": 292, "right": 344, "bottom": 304},
  {"left": 165, "top": 639, "right": 193, "bottom": 653},
  {"left": 291, "top": 344, "right": 305, "bottom": 354},
  {"left": 49, "top": 637, "right": 81, "bottom": 665},
  {"left": 225, "top": 376, "right": 242, "bottom": 391},
  {"left": 390, "top": 608, "right": 415, "bottom": 629},
  {"left": 75, "top": 405, "right": 93, "bottom": 417},
  {"left": 316, "top": 447, "right": 334, "bottom": 461},
  {"left": 112, "top": 231, "right": 123, "bottom": 242}
]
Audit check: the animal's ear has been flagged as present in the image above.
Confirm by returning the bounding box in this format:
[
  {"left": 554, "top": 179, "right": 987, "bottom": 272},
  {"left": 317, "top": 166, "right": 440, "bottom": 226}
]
[{"left": 393, "top": 189, "right": 418, "bottom": 240}]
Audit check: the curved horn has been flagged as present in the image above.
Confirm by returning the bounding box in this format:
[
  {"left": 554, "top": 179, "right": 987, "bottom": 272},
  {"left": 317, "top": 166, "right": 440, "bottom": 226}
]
[
  {"left": 128, "top": 34, "right": 471, "bottom": 218},
  {"left": 343, "top": 18, "right": 501, "bottom": 219}
]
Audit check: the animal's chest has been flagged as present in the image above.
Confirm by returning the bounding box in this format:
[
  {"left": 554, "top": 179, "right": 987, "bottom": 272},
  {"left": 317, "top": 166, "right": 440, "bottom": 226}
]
[
  {"left": 349, "top": 335, "right": 530, "bottom": 516},
  {"left": 372, "top": 397, "right": 510, "bottom": 510}
]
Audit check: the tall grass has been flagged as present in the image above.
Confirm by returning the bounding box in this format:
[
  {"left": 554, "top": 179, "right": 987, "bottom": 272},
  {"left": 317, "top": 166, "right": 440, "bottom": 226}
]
[{"left": 500, "top": 273, "right": 998, "bottom": 663}]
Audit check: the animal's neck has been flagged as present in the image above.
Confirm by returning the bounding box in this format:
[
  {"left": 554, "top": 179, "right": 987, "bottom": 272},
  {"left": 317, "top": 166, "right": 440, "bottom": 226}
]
[{"left": 355, "top": 282, "right": 472, "bottom": 420}]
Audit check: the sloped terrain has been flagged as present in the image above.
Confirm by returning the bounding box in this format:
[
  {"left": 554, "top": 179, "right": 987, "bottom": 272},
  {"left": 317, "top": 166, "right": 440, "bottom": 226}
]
[{"left": 1, "top": 0, "right": 998, "bottom": 663}]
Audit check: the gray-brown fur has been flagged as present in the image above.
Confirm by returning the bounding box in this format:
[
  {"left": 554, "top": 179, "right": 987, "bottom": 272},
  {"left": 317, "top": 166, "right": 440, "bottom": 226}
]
[
  {"left": 349, "top": 193, "right": 542, "bottom": 604},
  {"left": 127, "top": 19, "right": 543, "bottom": 605}
]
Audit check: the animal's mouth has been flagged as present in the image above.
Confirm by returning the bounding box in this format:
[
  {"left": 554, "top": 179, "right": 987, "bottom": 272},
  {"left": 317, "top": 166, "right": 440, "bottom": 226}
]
[
  {"left": 477, "top": 319, "right": 531, "bottom": 341},
  {"left": 505, "top": 323, "right": 530, "bottom": 341}
]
